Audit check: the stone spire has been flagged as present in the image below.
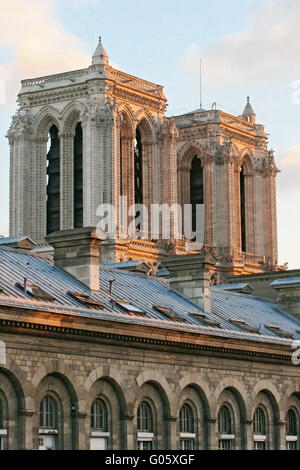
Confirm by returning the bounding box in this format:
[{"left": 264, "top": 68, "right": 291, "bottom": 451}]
[
  {"left": 241, "top": 97, "right": 256, "bottom": 123},
  {"left": 92, "top": 36, "right": 109, "bottom": 66}
]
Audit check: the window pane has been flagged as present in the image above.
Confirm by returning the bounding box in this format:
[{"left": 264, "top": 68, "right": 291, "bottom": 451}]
[
  {"left": 219, "top": 439, "right": 233, "bottom": 450},
  {"left": 218, "top": 406, "right": 233, "bottom": 434},
  {"left": 286, "top": 409, "right": 297, "bottom": 436},
  {"left": 137, "top": 402, "right": 153, "bottom": 432},
  {"left": 91, "top": 399, "right": 108, "bottom": 431},
  {"left": 39, "top": 395, "right": 57, "bottom": 429},
  {"left": 179, "top": 404, "right": 194, "bottom": 433},
  {"left": 181, "top": 439, "right": 194, "bottom": 450},
  {"left": 253, "top": 408, "right": 266, "bottom": 435}
]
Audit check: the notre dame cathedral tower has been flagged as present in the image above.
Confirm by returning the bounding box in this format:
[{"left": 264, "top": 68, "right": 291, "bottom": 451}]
[{"left": 7, "top": 38, "right": 279, "bottom": 280}]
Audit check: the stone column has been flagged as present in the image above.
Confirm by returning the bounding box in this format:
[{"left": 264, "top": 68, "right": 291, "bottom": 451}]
[
  {"left": 202, "top": 154, "right": 215, "bottom": 247},
  {"left": 7, "top": 113, "right": 35, "bottom": 240},
  {"left": 275, "top": 419, "right": 286, "bottom": 450},
  {"left": 72, "top": 412, "right": 88, "bottom": 450},
  {"left": 32, "top": 136, "right": 48, "bottom": 243},
  {"left": 214, "top": 152, "right": 234, "bottom": 254},
  {"left": 60, "top": 132, "right": 75, "bottom": 230},
  {"left": 122, "top": 413, "right": 135, "bottom": 450},
  {"left": 18, "top": 409, "right": 34, "bottom": 450},
  {"left": 167, "top": 416, "right": 178, "bottom": 450},
  {"left": 206, "top": 418, "right": 217, "bottom": 450}
]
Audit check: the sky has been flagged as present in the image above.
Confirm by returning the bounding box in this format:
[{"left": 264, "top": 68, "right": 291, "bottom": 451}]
[{"left": 0, "top": 0, "right": 300, "bottom": 268}]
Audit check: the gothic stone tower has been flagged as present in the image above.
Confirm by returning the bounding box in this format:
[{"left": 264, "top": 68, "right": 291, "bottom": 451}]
[
  {"left": 8, "top": 39, "right": 279, "bottom": 277},
  {"left": 174, "top": 99, "right": 279, "bottom": 278}
]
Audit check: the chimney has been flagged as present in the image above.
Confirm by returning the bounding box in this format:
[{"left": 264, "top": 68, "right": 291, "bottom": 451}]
[
  {"left": 46, "top": 227, "right": 101, "bottom": 292},
  {"left": 271, "top": 278, "right": 300, "bottom": 320},
  {"left": 162, "top": 253, "right": 216, "bottom": 314}
]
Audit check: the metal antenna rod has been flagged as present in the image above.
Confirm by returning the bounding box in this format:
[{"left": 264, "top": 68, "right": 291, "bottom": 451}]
[{"left": 200, "top": 58, "right": 203, "bottom": 109}]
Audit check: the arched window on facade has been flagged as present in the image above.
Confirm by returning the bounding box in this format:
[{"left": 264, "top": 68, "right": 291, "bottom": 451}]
[
  {"left": 0, "top": 394, "right": 7, "bottom": 450},
  {"left": 240, "top": 165, "right": 246, "bottom": 252},
  {"left": 39, "top": 395, "right": 58, "bottom": 450},
  {"left": 134, "top": 128, "right": 143, "bottom": 206},
  {"left": 190, "top": 157, "right": 203, "bottom": 238},
  {"left": 253, "top": 407, "right": 267, "bottom": 450},
  {"left": 47, "top": 125, "right": 60, "bottom": 234},
  {"left": 90, "top": 398, "right": 110, "bottom": 450},
  {"left": 179, "top": 403, "right": 195, "bottom": 450},
  {"left": 218, "top": 405, "right": 235, "bottom": 450},
  {"left": 73, "top": 122, "right": 83, "bottom": 228},
  {"left": 286, "top": 409, "right": 298, "bottom": 450},
  {"left": 137, "top": 401, "right": 154, "bottom": 450}
]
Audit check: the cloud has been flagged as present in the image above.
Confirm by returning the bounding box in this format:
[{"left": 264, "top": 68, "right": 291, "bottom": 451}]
[
  {"left": 277, "top": 146, "right": 300, "bottom": 192},
  {"left": 181, "top": 0, "right": 300, "bottom": 91},
  {"left": 0, "top": 0, "right": 90, "bottom": 103}
]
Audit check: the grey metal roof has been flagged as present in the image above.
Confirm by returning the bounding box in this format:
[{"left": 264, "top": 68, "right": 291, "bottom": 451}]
[
  {"left": 214, "top": 283, "right": 252, "bottom": 291},
  {"left": 271, "top": 277, "right": 300, "bottom": 287},
  {"left": 103, "top": 260, "right": 150, "bottom": 269},
  {"left": 0, "top": 247, "right": 299, "bottom": 345},
  {"left": 0, "top": 236, "right": 34, "bottom": 245}
]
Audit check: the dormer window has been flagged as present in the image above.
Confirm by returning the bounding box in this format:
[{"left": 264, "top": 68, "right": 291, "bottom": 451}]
[
  {"left": 265, "top": 325, "right": 293, "bottom": 339},
  {"left": 67, "top": 292, "right": 105, "bottom": 310},
  {"left": 190, "top": 312, "right": 220, "bottom": 328},
  {"left": 115, "top": 301, "right": 146, "bottom": 316},
  {"left": 229, "top": 319, "right": 259, "bottom": 334},
  {"left": 16, "top": 282, "right": 55, "bottom": 302},
  {"left": 154, "top": 306, "right": 186, "bottom": 323}
]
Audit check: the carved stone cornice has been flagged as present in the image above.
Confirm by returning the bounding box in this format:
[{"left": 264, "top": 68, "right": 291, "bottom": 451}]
[{"left": 25, "top": 85, "right": 88, "bottom": 107}]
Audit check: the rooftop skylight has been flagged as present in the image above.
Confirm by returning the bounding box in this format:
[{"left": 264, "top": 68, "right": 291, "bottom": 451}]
[
  {"left": 265, "top": 325, "right": 294, "bottom": 339},
  {"left": 115, "top": 301, "right": 147, "bottom": 316},
  {"left": 16, "top": 282, "right": 55, "bottom": 302},
  {"left": 154, "top": 306, "right": 186, "bottom": 323},
  {"left": 190, "top": 312, "right": 221, "bottom": 328},
  {"left": 67, "top": 291, "right": 105, "bottom": 310},
  {"left": 229, "top": 319, "right": 259, "bottom": 334}
]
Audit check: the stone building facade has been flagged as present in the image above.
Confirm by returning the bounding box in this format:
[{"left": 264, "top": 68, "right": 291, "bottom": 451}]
[
  {"left": 0, "top": 243, "right": 299, "bottom": 451},
  {"left": 7, "top": 38, "right": 279, "bottom": 279},
  {"left": 1, "top": 320, "right": 299, "bottom": 451}
]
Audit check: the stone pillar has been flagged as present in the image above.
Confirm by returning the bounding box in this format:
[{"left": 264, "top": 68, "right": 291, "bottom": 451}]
[
  {"left": 60, "top": 132, "right": 74, "bottom": 230},
  {"left": 162, "top": 253, "right": 216, "bottom": 313},
  {"left": 7, "top": 112, "right": 35, "bottom": 240},
  {"left": 242, "top": 419, "right": 253, "bottom": 450},
  {"left": 202, "top": 154, "right": 215, "bottom": 246},
  {"left": 167, "top": 416, "right": 178, "bottom": 450},
  {"left": 206, "top": 418, "right": 217, "bottom": 450},
  {"left": 32, "top": 136, "right": 48, "bottom": 244},
  {"left": 275, "top": 419, "right": 286, "bottom": 450},
  {"left": 46, "top": 227, "right": 101, "bottom": 292},
  {"left": 264, "top": 171, "right": 278, "bottom": 266},
  {"left": 19, "top": 409, "right": 34, "bottom": 450},
  {"left": 122, "top": 414, "right": 134, "bottom": 450},
  {"left": 72, "top": 412, "right": 88, "bottom": 450}
]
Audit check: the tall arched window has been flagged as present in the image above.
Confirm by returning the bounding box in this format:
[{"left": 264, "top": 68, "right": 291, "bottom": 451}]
[
  {"left": 90, "top": 398, "right": 109, "bottom": 450},
  {"left": 286, "top": 409, "right": 298, "bottom": 450},
  {"left": 253, "top": 407, "right": 267, "bottom": 450},
  {"left": 0, "top": 395, "right": 6, "bottom": 450},
  {"left": 39, "top": 395, "right": 58, "bottom": 450},
  {"left": 218, "top": 405, "right": 235, "bottom": 450},
  {"left": 91, "top": 398, "right": 108, "bottom": 431},
  {"left": 179, "top": 403, "right": 195, "bottom": 450},
  {"left": 134, "top": 128, "right": 143, "bottom": 206},
  {"left": 240, "top": 165, "right": 246, "bottom": 252},
  {"left": 73, "top": 122, "right": 83, "bottom": 228},
  {"left": 137, "top": 401, "right": 154, "bottom": 450},
  {"left": 190, "top": 156, "right": 203, "bottom": 237},
  {"left": 47, "top": 125, "right": 60, "bottom": 234}
]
